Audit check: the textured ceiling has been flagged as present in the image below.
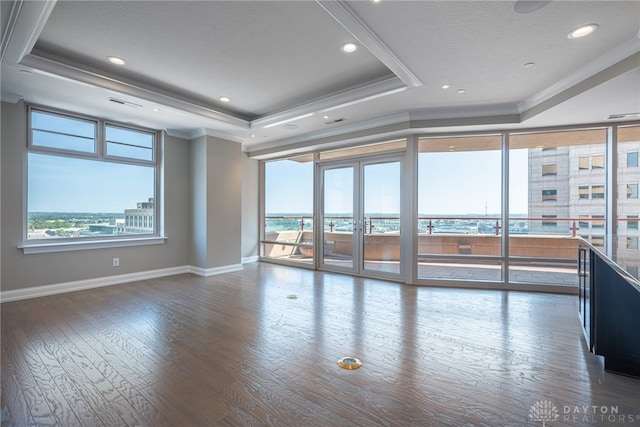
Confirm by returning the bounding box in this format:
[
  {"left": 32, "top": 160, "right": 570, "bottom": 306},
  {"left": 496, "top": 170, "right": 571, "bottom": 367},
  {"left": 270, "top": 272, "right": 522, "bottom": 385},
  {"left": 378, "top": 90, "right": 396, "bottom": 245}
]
[
  {"left": 2, "top": 0, "right": 639, "bottom": 153},
  {"left": 34, "top": 1, "right": 393, "bottom": 119}
]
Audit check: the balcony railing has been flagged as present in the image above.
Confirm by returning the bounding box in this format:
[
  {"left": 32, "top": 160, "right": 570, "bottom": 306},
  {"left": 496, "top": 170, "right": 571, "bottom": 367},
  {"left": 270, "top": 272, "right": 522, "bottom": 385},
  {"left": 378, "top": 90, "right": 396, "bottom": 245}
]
[{"left": 264, "top": 215, "right": 615, "bottom": 237}]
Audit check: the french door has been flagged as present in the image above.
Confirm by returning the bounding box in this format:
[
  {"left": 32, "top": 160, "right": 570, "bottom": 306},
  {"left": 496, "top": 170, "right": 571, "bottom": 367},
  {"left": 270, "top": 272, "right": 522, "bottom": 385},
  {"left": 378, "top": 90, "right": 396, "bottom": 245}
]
[{"left": 317, "top": 157, "right": 402, "bottom": 279}]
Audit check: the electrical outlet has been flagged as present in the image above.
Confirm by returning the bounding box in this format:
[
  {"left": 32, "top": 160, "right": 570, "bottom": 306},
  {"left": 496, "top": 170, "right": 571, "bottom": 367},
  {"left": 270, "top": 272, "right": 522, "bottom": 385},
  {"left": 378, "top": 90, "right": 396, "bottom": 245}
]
[{"left": 113, "top": 257, "right": 120, "bottom": 267}]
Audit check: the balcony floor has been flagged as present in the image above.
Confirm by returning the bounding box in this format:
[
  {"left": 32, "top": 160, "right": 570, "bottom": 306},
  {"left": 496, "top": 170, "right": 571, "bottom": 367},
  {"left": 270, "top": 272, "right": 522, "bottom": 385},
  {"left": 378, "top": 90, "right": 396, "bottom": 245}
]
[{"left": 273, "top": 256, "right": 578, "bottom": 287}]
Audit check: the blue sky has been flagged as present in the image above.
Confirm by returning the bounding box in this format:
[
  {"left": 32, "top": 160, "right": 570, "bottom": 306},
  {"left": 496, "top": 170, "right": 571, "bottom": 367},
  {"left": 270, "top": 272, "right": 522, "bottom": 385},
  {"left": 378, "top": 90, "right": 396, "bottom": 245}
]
[
  {"left": 265, "top": 151, "right": 529, "bottom": 215},
  {"left": 28, "top": 153, "right": 154, "bottom": 213}
]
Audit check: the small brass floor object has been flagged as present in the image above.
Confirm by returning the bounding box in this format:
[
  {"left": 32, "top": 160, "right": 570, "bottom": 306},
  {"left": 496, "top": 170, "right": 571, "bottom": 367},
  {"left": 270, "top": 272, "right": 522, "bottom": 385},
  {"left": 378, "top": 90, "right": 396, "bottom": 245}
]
[{"left": 337, "top": 356, "right": 362, "bottom": 370}]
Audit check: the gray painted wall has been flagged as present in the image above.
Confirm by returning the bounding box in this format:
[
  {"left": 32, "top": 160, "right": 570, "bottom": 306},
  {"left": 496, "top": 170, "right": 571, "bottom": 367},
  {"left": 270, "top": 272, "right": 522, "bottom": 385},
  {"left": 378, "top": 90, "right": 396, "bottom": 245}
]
[
  {"left": 188, "top": 134, "right": 244, "bottom": 269},
  {"left": 1, "top": 101, "right": 259, "bottom": 293},
  {"left": 1, "top": 101, "right": 203, "bottom": 291},
  {"left": 189, "top": 136, "right": 208, "bottom": 269},
  {"left": 242, "top": 152, "right": 259, "bottom": 260},
  {"left": 205, "top": 136, "right": 242, "bottom": 268}
]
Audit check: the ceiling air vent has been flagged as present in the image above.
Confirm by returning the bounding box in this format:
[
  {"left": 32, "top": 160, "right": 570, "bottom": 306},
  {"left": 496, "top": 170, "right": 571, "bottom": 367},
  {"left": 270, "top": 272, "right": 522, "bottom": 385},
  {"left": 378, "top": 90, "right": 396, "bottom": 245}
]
[
  {"left": 325, "top": 118, "right": 346, "bottom": 125},
  {"left": 108, "top": 97, "right": 142, "bottom": 108}
]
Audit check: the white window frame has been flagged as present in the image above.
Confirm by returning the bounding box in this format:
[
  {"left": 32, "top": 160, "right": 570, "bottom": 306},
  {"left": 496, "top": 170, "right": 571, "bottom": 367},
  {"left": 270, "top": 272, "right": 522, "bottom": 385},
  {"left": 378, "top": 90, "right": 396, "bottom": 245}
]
[{"left": 22, "top": 105, "right": 164, "bottom": 254}]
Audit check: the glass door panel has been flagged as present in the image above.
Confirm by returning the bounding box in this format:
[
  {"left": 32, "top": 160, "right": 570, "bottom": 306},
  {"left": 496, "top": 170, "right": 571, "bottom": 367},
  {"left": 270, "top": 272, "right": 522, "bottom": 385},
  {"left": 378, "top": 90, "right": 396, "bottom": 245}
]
[
  {"left": 363, "top": 161, "right": 401, "bottom": 274},
  {"left": 322, "top": 166, "right": 356, "bottom": 271}
]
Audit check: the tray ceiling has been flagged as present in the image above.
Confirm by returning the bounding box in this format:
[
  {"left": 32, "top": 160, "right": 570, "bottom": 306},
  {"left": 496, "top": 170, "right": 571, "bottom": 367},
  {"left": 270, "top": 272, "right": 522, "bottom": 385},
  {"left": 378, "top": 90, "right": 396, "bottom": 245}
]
[{"left": 2, "top": 0, "right": 639, "bottom": 153}]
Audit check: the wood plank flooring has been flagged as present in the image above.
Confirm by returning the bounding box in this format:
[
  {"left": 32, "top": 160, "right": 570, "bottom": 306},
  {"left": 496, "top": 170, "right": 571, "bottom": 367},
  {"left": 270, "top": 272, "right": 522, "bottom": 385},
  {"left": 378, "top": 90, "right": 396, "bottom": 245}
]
[{"left": 2, "top": 262, "right": 639, "bottom": 426}]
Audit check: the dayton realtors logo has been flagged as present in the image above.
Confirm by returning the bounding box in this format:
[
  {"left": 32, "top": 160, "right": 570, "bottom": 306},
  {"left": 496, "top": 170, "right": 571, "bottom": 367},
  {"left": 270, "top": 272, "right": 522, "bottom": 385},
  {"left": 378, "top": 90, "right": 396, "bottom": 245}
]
[
  {"left": 529, "top": 400, "right": 639, "bottom": 425},
  {"left": 529, "top": 400, "right": 559, "bottom": 426}
]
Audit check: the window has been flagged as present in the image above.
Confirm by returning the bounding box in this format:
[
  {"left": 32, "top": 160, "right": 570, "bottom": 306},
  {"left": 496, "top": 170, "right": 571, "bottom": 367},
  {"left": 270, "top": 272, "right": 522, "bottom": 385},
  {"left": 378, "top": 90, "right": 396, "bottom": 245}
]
[
  {"left": 592, "top": 215, "right": 605, "bottom": 229},
  {"left": 31, "top": 109, "right": 96, "bottom": 153},
  {"left": 419, "top": 134, "right": 502, "bottom": 281},
  {"left": 628, "top": 152, "right": 639, "bottom": 168},
  {"left": 629, "top": 215, "right": 639, "bottom": 230},
  {"left": 627, "top": 183, "right": 639, "bottom": 199},
  {"left": 262, "top": 156, "right": 314, "bottom": 264},
  {"left": 27, "top": 107, "right": 158, "bottom": 241},
  {"left": 578, "top": 186, "right": 589, "bottom": 199},
  {"left": 579, "top": 215, "right": 590, "bottom": 228},
  {"left": 542, "top": 215, "right": 557, "bottom": 227},
  {"left": 579, "top": 156, "right": 589, "bottom": 170},
  {"left": 541, "top": 189, "right": 557, "bottom": 201},
  {"left": 591, "top": 236, "right": 605, "bottom": 247},
  {"left": 627, "top": 237, "right": 638, "bottom": 250},
  {"left": 591, "top": 154, "right": 605, "bottom": 169},
  {"left": 592, "top": 185, "right": 605, "bottom": 199},
  {"left": 542, "top": 164, "right": 557, "bottom": 176}
]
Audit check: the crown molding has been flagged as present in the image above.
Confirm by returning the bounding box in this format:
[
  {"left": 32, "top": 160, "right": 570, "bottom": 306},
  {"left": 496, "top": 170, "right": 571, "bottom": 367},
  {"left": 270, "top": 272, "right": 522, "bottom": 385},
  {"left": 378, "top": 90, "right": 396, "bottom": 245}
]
[
  {"left": 519, "top": 36, "right": 640, "bottom": 113},
  {"left": 0, "top": 91, "right": 24, "bottom": 104},
  {"left": 248, "top": 112, "right": 410, "bottom": 154},
  {"left": 317, "top": 0, "right": 422, "bottom": 88},
  {"left": 521, "top": 51, "right": 640, "bottom": 122},
  {"left": 1, "top": 0, "right": 22, "bottom": 62},
  {"left": 180, "top": 127, "right": 246, "bottom": 143},
  {"left": 247, "top": 110, "right": 525, "bottom": 159},
  {"left": 251, "top": 76, "right": 406, "bottom": 129},
  {"left": 1, "top": 0, "right": 56, "bottom": 64},
  {"left": 21, "top": 53, "right": 250, "bottom": 129}
]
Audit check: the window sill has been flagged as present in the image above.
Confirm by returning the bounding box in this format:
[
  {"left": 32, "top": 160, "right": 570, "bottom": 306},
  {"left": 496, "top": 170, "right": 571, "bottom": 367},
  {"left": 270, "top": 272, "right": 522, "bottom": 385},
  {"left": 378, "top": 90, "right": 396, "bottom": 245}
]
[{"left": 19, "top": 236, "right": 167, "bottom": 254}]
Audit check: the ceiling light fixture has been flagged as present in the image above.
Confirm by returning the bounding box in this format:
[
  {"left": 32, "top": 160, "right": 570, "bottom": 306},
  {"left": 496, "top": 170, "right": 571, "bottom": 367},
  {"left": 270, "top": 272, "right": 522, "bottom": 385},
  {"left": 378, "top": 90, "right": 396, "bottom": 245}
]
[
  {"left": 457, "top": 89, "right": 466, "bottom": 94},
  {"left": 219, "top": 96, "right": 231, "bottom": 103},
  {"left": 524, "top": 62, "right": 535, "bottom": 68},
  {"left": 371, "top": 0, "right": 382, "bottom": 3},
  {"left": 441, "top": 84, "right": 451, "bottom": 89},
  {"left": 568, "top": 24, "right": 598, "bottom": 39},
  {"left": 340, "top": 42, "right": 358, "bottom": 53},
  {"left": 107, "top": 56, "right": 126, "bottom": 65}
]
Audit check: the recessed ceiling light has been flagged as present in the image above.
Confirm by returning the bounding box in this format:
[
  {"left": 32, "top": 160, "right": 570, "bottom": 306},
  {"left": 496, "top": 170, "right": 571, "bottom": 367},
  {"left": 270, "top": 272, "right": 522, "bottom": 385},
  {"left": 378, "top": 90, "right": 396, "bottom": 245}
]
[
  {"left": 107, "top": 56, "right": 126, "bottom": 65},
  {"left": 323, "top": 115, "right": 330, "bottom": 119},
  {"left": 441, "top": 84, "right": 451, "bottom": 89},
  {"left": 524, "top": 62, "right": 535, "bottom": 68},
  {"left": 152, "top": 108, "right": 159, "bottom": 112},
  {"left": 568, "top": 24, "right": 598, "bottom": 39},
  {"left": 340, "top": 43, "right": 358, "bottom": 53},
  {"left": 371, "top": 0, "right": 382, "bottom": 3},
  {"left": 457, "top": 89, "right": 466, "bottom": 94},
  {"left": 251, "top": 134, "right": 256, "bottom": 138},
  {"left": 219, "top": 96, "right": 231, "bottom": 103}
]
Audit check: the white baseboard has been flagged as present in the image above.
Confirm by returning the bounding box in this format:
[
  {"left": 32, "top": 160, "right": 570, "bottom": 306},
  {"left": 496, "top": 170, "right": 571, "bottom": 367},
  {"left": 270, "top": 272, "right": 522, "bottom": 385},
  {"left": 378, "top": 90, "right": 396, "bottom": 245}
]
[
  {"left": 0, "top": 263, "right": 244, "bottom": 303},
  {"left": 242, "top": 255, "right": 259, "bottom": 264},
  {"left": 189, "top": 264, "right": 243, "bottom": 277}
]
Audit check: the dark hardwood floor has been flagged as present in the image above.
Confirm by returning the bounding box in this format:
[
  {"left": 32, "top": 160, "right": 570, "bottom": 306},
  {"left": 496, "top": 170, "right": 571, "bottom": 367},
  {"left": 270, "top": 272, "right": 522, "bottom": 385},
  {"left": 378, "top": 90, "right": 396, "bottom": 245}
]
[{"left": 2, "top": 262, "right": 639, "bottom": 426}]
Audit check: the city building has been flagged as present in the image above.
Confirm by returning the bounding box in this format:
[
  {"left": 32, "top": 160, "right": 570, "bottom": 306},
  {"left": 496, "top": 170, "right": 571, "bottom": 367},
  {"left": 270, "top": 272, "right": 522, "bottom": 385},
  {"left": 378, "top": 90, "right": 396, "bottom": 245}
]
[
  {"left": 124, "top": 198, "right": 155, "bottom": 235},
  {"left": 1, "top": 1, "right": 639, "bottom": 424}
]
